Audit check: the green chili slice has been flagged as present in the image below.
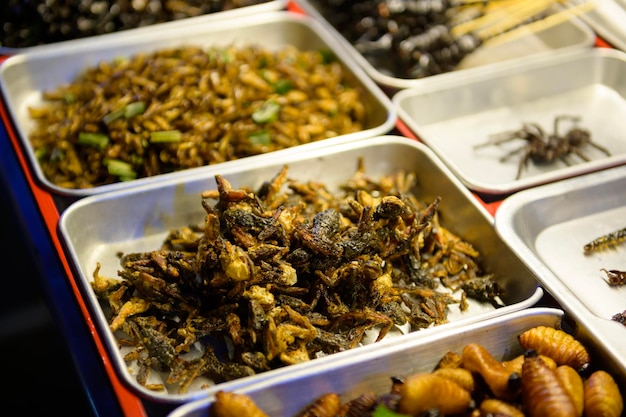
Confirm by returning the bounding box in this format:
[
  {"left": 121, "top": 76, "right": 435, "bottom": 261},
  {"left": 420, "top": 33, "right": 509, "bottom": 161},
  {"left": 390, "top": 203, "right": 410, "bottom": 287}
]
[
  {"left": 78, "top": 132, "right": 109, "bottom": 151},
  {"left": 150, "top": 130, "right": 182, "bottom": 143},
  {"left": 103, "top": 158, "right": 137, "bottom": 180},
  {"left": 252, "top": 100, "right": 280, "bottom": 124}
]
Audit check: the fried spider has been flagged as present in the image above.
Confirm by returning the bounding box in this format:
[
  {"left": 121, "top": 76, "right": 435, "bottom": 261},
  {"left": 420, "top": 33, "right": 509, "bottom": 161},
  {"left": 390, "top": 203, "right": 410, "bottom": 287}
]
[{"left": 475, "top": 115, "right": 611, "bottom": 179}]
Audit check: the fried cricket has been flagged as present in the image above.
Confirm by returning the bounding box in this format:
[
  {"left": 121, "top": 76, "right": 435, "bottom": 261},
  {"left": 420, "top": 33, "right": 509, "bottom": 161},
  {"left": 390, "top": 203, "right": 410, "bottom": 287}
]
[{"left": 92, "top": 161, "right": 504, "bottom": 393}]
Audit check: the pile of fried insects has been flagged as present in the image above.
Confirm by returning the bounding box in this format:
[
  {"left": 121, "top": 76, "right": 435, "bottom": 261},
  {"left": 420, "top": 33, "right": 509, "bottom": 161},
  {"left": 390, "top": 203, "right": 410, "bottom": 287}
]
[
  {"left": 210, "top": 325, "right": 624, "bottom": 417},
  {"left": 91, "top": 160, "right": 504, "bottom": 393},
  {"left": 28, "top": 44, "right": 366, "bottom": 189}
]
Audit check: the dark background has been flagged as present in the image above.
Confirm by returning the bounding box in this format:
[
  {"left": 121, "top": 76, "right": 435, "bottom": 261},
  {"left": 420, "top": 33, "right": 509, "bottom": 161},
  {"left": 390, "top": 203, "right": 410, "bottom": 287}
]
[{"left": 0, "top": 180, "right": 94, "bottom": 415}]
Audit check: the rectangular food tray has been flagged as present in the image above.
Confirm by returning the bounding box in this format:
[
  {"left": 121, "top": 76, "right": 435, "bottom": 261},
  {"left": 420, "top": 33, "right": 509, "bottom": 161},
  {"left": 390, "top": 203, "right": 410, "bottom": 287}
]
[
  {"left": 495, "top": 164, "right": 626, "bottom": 380},
  {"left": 166, "top": 307, "right": 626, "bottom": 417},
  {"left": 0, "top": 10, "right": 396, "bottom": 199},
  {"left": 393, "top": 47, "right": 626, "bottom": 195},
  {"left": 58, "top": 136, "right": 542, "bottom": 404},
  {"left": 294, "top": 0, "right": 595, "bottom": 90}
]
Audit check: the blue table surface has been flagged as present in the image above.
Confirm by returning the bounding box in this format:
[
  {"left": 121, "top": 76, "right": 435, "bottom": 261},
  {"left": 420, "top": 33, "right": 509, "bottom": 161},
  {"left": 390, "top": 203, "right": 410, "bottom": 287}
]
[{"left": 0, "top": 118, "right": 124, "bottom": 416}]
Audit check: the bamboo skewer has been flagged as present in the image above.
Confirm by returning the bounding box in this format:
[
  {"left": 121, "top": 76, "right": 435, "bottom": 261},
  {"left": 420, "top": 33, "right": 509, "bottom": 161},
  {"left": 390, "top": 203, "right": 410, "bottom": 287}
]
[{"left": 483, "top": 0, "right": 597, "bottom": 47}]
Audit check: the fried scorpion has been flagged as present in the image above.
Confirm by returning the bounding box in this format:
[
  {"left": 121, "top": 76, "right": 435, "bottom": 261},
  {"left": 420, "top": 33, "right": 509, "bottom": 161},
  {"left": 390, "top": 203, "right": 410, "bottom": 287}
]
[{"left": 92, "top": 160, "right": 504, "bottom": 393}]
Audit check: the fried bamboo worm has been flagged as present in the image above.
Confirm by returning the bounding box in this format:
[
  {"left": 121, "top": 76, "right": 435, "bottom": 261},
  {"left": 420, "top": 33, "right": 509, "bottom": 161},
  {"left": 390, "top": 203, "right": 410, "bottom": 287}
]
[{"left": 583, "top": 227, "right": 626, "bottom": 254}]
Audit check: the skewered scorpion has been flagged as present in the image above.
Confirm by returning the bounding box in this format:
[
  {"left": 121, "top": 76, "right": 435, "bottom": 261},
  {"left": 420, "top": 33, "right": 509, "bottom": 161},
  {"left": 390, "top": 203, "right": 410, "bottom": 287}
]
[{"left": 475, "top": 115, "right": 611, "bottom": 179}]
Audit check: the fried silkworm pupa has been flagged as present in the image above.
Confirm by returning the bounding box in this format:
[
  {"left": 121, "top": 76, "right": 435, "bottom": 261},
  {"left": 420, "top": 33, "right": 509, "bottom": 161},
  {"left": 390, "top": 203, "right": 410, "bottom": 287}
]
[
  {"left": 296, "top": 392, "right": 341, "bottom": 417},
  {"left": 518, "top": 326, "right": 590, "bottom": 373},
  {"left": 336, "top": 392, "right": 378, "bottom": 416},
  {"left": 396, "top": 372, "right": 472, "bottom": 416},
  {"left": 521, "top": 350, "right": 578, "bottom": 417},
  {"left": 433, "top": 367, "right": 476, "bottom": 392},
  {"left": 461, "top": 343, "right": 522, "bottom": 401},
  {"left": 583, "top": 370, "right": 624, "bottom": 417},
  {"left": 555, "top": 365, "right": 584, "bottom": 417},
  {"left": 211, "top": 391, "right": 269, "bottom": 417},
  {"left": 502, "top": 353, "right": 557, "bottom": 375},
  {"left": 479, "top": 398, "right": 525, "bottom": 417}
]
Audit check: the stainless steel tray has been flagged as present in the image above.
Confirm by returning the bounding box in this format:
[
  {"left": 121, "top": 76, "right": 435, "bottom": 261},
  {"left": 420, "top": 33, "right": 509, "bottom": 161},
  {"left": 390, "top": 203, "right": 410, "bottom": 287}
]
[
  {"left": 58, "top": 136, "right": 542, "bottom": 404},
  {"left": 294, "top": 0, "right": 595, "bottom": 90},
  {"left": 495, "top": 164, "right": 626, "bottom": 379},
  {"left": 394, "top": 47, "right": 626, "bottom": 195},
  {"left": 0, "top": 0, "right": 288, "bottom": 55},
  {"left": 0, "top": 11, "right": 395, "bottom": 199},
  {"left": 569, "top": 0, "right": 626, "bottom": 51},
  {"left": 167, "top": 307, "right": 625, "bottom": 417}
]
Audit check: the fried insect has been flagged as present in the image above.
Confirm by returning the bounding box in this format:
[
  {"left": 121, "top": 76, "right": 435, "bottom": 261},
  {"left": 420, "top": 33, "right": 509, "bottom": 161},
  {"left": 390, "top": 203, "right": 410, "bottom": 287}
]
[
  {"left": 28, "top": 45, "right": 366, "bottom": 189},
  {"left": 208, "top": 327, "right": 623, "bottom": 417},
  {"left": 475, "top": 115, "right": 610, "bottom": 180},
  {"left": 518, "top": 326, "right": 590, "bottom": 372},
  {"left": 295, "top": 393, "right": 341, "bottom": 417},
  {"left": 600, "top": 268, "right": 626, "bottom": 286},
  {"left": 461, "top": 343, "right": 522, "bottom": 401},
  {"left": 480, "top": 398, "right": 525, "bottom": 417},
  {"left": 93, "top": 162, "right": 503, "bottom": 393},
  {"left": 583, "top": 227, "right": 626, "bottom": 254},
  {"left": 521, "top": 350, "right": 579, "bottom": 417},
  {"left": 611, "top": 310, "right": 626, "bottom": 326},
  {"left": 555, "top": 365, "right": 584, "bottom": 417},
  {"left": 583, "top": 370, "right": 624, "bottom": 417},
  {"left": 396, "top": 373, "right": 472, "bottom": 416},
  {"left": 211, "top": 390, "right": 269, "bottom": 417}
]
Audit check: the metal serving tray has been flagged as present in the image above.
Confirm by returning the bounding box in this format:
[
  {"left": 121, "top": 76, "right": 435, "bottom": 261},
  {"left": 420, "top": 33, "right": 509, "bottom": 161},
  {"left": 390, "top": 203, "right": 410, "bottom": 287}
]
[
  {"left": 294, "top": 0, "right": 595, "bottom": 91},
  {"left": 394, "top": 47, "right": 626, "bottom": 195},
  {"left": 0, "top": 11, "right": 396, "bottom": 199},
  {"left": 58, "top": 136, "right": 542, "bottom": 404},
  {"left": 569, "top": 0, "right": 626, "bottom": 51},
  {"left": 167, "top": 307, "right": 626, "bottom": 417},
  {"left": 495, "top": 164, "right": 626, "bottom": 381},
  {"left": 0, "top": 0, "right": 288, "bottom": 55}
]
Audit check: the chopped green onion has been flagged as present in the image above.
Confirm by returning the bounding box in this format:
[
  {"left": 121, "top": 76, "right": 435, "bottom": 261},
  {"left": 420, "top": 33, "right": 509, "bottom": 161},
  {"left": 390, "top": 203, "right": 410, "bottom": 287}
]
[
  {"left": 103, "top": 158, "right": 137, "bottom": 180},
  {"left": 124, "top": 101, "right": 146, "bottom": 119},
  {"left": 103, "top": 101, "right": 146, "bottom": 124},
  {"left": 252, "top": 100, "right": 280, "bottom": 124},
  {"left": 150, "top": 130, "right": 182, "bottom": 143},
  {"left": 249, "top": 130, "right": 272, "bottom": 146},
  {"left": 273, "top": 79, "right": 292, "bottom": 94},
  {"left": 78, "top": 132, "right": 109, "bottom": 151},
  {"left": 102, "top": 107, "right": 125, "bottom": 124}
]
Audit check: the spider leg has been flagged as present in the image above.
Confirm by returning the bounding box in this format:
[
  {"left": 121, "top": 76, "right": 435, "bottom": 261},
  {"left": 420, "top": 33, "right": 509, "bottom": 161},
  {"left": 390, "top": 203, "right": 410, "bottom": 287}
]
[
  {"left": 499, "top": 146, "right": 526, "bottom": 162},
  {"left": 515, "top": 149, "right": 533, "bottom": 179},
  {"left": 588, "top": 141, "right": 611, "bottom": 156},
  {"left": 474, "top": 132, "right": 523, "bottom": 149}
]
